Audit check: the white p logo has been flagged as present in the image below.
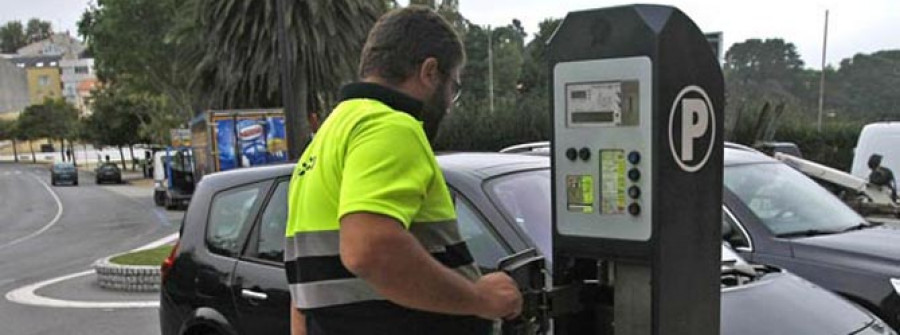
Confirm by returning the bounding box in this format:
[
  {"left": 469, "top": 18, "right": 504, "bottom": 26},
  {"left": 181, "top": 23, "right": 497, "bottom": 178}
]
[
  {"left": 669, "top": 86, "right": 716, "bottom": 172},
  {"left": 680, "top": 99, "right": 709, "bottom": 162}
]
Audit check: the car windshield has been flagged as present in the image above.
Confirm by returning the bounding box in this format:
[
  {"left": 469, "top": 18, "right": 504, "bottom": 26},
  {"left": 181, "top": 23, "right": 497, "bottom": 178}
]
[
  {"left": 488, "top": 167, "right": 757, "bottom": 267},
  {"left": 487, "top": 169, "right": 553, "bottom": 257},
  {"left": 724, "top": 162, "right": 865, "bottom": 236},
  {"left": 54, "top": 164, "right": 75, "bottom": 172},
  {"left": 100, "top": 164, "right": 117, "bottom": 170}
]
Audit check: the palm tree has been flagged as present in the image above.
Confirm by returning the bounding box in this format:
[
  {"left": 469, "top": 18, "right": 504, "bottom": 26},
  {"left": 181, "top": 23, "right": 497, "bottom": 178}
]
[{"left": 176, "top": 0, "right": 389, "bottom": 158}]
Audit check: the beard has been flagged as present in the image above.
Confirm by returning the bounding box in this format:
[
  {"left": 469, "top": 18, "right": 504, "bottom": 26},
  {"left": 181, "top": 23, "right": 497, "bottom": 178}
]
[{"left": 421, "top": 81, "right": 450, "bottom": 143}]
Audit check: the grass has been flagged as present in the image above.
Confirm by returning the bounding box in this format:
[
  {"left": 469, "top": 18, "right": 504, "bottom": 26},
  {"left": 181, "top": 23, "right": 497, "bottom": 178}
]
[{"left": 109, "top": 245, "right": 174, "bottom": 266}]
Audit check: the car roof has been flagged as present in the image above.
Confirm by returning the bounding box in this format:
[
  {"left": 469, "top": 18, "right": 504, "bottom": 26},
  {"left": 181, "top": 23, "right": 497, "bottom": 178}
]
[
  {"left": 199, "top": 163, "right": 294, "bottom": 191},
  {"left": 438, "top": 153, "right": 548, "bottom": 180},
  {"left": 197, "top": 147, "right": 776, "bottom": 193}
]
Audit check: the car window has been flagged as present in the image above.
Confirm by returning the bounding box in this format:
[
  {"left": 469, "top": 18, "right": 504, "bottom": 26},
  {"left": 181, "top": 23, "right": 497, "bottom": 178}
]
[
  {"left": 722, "top": 208, "right": 749, "bottom": 249},
  {"left": 487, "top": 169, "right": 552, "bottom": 258},
  {"left": 207, "top": 182, "right": 265, "bottom": 257},
  {"left": 724, "top": 163, "right": 865, "bottom": 236},
  {"left": 454, "top": 196, "right": 508, "bottom": 271},
  {"left": 248, "top": 180, "right": 289, "bottom": 263}
]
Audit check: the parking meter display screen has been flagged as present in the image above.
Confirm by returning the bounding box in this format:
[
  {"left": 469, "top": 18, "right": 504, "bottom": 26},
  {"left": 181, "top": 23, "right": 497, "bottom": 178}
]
[{"left": 565, "top": 81, "right": 639, "bottom": 127}]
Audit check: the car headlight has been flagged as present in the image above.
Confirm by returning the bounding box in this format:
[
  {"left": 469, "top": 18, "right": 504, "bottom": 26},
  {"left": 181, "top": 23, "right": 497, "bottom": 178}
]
[{"left": 892, "top": 278, "right": 900, "bottom": 295}]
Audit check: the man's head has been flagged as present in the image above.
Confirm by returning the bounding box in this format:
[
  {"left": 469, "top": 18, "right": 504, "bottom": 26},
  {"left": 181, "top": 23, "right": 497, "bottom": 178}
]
[
  {"left": 869, "top": 154, "right": 884, "bottom": 170},
  {"left": 359, "top": 6, "right": 465, "bottom": 140}
]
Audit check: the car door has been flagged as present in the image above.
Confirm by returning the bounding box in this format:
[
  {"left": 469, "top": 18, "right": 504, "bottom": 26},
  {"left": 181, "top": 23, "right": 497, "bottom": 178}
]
[
  {"left": 231, "top": 178, "right": 292, "bottom": 335},
  {"left": 193, "top": 180, "right": 270, "bottom": 332}
]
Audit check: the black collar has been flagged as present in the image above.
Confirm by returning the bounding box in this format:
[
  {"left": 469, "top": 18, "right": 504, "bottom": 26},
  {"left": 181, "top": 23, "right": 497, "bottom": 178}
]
[{"left": 339, "top": 82, "right": 424, "bottom": 119}]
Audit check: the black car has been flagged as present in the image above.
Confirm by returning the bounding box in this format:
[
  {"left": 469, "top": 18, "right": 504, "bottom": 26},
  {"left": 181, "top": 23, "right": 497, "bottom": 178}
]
[
  {"left": 95, "top": 163, "right": 123, "bottom": 184},
  {"left": 721, "top": 146, "right": 900, "bottom": 329},
  {"left": 160, "top": 154, "right": 894, "bottom": 335},
  {"left": 50, "top": 162, "right": 78, "bottom": 186}
]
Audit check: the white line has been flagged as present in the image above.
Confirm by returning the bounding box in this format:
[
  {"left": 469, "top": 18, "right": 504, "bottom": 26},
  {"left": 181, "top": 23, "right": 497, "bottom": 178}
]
[
  {"left": 132, "top": 233, "right": 179, "bottom": 252},
  {"left": 2, "top": 233, "right": 178, "bottom": 309},
  {"left": 0, "top": 175, "right": 64, "bottom": 250},
  {"left": 4, "top": 270, "right": 159, "bottom": 309}
]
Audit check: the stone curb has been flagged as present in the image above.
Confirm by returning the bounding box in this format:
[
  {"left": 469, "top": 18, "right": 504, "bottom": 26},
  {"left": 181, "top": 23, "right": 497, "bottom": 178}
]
[{"left": 92, "top": 255, "right": 161, "bottom": 292}]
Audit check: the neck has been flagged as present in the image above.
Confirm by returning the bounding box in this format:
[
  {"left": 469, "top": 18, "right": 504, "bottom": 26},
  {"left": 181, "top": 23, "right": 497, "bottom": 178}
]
[{"left": 362, "top": 77, "right": 428, "bottom": 102}]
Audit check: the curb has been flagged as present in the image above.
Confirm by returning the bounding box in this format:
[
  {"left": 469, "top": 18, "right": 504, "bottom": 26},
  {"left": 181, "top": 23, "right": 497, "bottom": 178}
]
[{"left": 92, "top": 255, "right": 161, "bottom": 292}]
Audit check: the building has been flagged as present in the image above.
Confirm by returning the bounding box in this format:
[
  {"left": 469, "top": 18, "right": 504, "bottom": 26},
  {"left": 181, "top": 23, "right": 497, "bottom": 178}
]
[
  {"left": 60, "top": 58, "right": 96, "bottom": 107},
  {"left": 0, "top": 59, "right": 30, "bottom": 116},
  {"left": 76, "top": 78, "right": 98, "bottom": 116},
  {"left": 8, "top": 33, "right": 96, "bottom": 115},
  {"left": 9, "top": 55, "right": 64, "bottom": 105},
  {"left": 16, "top": 33, "right": 86, "bottom": 59}
]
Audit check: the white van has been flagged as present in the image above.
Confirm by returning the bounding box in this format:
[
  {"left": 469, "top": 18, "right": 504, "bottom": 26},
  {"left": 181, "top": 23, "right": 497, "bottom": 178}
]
[{"left": 851, "top": 122, "right": 900, "bottom": 180}]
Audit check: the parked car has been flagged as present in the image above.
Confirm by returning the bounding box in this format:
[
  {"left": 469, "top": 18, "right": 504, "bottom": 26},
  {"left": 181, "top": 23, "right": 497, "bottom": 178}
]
[
  {"left": 722, "top": 146, "right": 900, "bottom": 329},
  {"left": 50, "top": 162, "right": 78, "bottom": 186},
  {"left": 95, "top": 162, "right": 123, "bottom": 184},
  {"left": 160, "top": 153, "right": 895, "bottom": 335}
]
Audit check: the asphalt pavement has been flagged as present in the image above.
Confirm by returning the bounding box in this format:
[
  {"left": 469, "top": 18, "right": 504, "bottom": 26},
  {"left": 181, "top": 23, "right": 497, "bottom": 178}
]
[{"left": 0, "top": 162, "right": 182, "bottom": 335}]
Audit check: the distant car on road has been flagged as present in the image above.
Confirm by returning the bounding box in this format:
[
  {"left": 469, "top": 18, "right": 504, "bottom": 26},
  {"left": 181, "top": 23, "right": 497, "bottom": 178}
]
[
  {"left": 50, "top": 162, "right": 78, "bottom": 186},
  {"left": 95, "top": 163, "right": 123, "bottom": 184},
  {"left": 159, "top": 154, "right": 893, "bottom": 335}
]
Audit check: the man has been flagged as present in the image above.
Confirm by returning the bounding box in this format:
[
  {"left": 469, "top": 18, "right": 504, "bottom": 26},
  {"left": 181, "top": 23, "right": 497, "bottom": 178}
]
[
  {"left": 285, "top": 6, "right": 522, "bottom": 335},
  {"left": 868, "top": 154, "right": 897, "bottom": 202}
]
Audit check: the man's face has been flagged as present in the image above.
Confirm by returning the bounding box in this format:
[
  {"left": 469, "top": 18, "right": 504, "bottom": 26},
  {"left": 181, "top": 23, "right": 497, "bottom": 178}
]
[{"left": 421, "top": 65, "right": 462, "bottom": 142}]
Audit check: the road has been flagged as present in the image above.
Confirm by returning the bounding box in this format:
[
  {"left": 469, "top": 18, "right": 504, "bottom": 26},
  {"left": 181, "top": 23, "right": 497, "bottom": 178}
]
[{"left": 0, "top": 163, "right": 181, "bottom": 335}]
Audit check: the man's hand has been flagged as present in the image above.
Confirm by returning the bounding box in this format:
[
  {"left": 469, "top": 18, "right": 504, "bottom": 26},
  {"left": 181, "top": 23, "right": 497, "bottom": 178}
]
[{"left": 473, "top": 272, "right": 523, "bottom": 320}]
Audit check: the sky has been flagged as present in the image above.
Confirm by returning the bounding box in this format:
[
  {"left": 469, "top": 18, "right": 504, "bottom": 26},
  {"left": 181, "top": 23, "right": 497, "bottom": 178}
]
[{"left": 1, "top": 0, "right": 898, "bottom": 69}]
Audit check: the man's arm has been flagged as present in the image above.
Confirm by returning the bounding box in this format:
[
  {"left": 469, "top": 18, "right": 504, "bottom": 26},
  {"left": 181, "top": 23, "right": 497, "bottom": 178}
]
[
  {"left": 340, "top": 212, "right": 521, "bottom": 320},
  {"left": 290, "top": 301, "right": 306, "bottom": 335}
]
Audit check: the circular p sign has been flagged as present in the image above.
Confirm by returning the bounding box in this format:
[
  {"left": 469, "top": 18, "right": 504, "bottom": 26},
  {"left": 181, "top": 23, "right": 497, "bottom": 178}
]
[{"left": 668, "top": 85, "right": 716, "bottom": 173}]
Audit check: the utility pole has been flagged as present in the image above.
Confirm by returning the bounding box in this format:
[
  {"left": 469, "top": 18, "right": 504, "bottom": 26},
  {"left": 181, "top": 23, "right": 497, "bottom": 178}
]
[
  {"left": 817, "top": 10, "right": 829, "bottom": 132},
  {"left": 487, "top": 25, "right": 495, "bottom": 114}
]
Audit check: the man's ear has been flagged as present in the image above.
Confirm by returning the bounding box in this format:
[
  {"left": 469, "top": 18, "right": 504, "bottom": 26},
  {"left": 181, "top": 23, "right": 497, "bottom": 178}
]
[{"left": 418, "top": 57, "right": 441, "bottom": 90}]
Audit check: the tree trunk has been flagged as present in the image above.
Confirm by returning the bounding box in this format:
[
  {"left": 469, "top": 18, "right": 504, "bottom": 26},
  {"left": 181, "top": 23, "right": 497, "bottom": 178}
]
[
  {"left": 59, "top": 138, "right": 66, "bottom": 162},
  {"left": 12, "top": 139, "right": 18, "bottom": 163},
  {"left": 69, "top": 139, "right": 78, "bottom": 167},
  {"left": 29, "top": 141, "right": 35, "bottom": 163},
  {"left": 129, "top": 145, "right": 136, "bottom": 171},
  {"left": 118, "top": 145, "right": 127, "bottom": 171}
]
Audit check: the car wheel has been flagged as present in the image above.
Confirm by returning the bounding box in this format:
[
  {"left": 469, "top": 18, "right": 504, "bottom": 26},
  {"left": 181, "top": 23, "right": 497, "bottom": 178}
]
[
  {"left": 154, "top": 191, "right": 165, "bottom": 206},
  {"left": 51, "top": 179, "right": 56, "bottom": 186},
  {"left": 74, "top": 180, "right": 78, "bottom": 186},
  {"left": 164, "top": 195, "right": 176, "bottom": 210}
]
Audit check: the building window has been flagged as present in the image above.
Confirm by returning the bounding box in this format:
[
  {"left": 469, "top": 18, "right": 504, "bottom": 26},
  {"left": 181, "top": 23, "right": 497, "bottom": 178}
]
[
  {"left": 38, "top": 76, "right": 50, "bottom": 87},
  {"left": 74, "top": 66, "right": 89, "bottom": 74}
]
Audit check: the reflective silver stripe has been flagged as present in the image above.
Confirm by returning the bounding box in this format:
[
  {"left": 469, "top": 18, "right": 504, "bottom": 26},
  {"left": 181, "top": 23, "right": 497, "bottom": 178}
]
[
  {"left": 290, "top": 278, "right": 385, "bottom": 309},
  {"left": 290, "top": 264, "right": 482, "bottom": 308},
  {"left": 285, "top": 231, "right": 340, "bottom": 258},
  {"left": 285, "top": 219, "right": 464, "bottom": 259}
]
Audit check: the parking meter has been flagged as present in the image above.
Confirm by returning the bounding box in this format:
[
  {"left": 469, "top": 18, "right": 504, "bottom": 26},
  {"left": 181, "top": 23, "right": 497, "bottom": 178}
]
[{"left": 547, "top": 5, "right": 724, "bottom": 335}]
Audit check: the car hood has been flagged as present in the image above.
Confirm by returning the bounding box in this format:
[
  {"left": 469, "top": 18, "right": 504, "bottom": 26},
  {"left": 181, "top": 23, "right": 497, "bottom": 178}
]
[
  {"left": 791, "top": 227, "right": 900, "bottom": 276},
  {"left": 721, "top": 271, "right": 874, "bottom": 335}
]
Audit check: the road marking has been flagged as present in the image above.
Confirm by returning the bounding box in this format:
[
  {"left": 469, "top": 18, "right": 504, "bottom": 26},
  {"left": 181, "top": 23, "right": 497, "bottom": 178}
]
[
  {"left": 3, "top": 233, "right": 177, "bottom": 309},
  {"left": 14, "top": 170, "right": 21, "bottom": 175},
  {"left": 0, "top": 175, "right": 64, "bottom": 251},
  {"left": 5, "top": 270, "right": 159, "bottom": 309}
]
